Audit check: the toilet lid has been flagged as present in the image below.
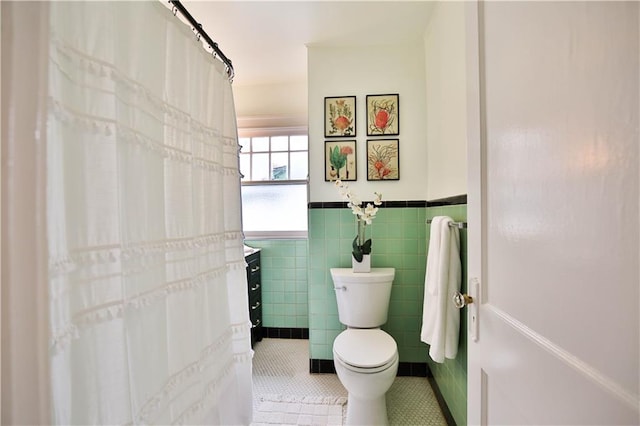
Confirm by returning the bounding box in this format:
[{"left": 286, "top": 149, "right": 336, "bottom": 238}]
[{"left": 333, "top": 329, "right": 397, "bottom": 369}]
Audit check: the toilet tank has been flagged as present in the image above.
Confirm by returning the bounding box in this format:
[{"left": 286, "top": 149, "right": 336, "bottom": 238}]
[{"left": 330, "top": 268, "right": 395, "bottom": 328}]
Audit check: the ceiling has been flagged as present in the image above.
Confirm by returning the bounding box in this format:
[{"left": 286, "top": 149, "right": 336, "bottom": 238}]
[{"left": 181, "top": 1, "right": 436, "bottom": 87}]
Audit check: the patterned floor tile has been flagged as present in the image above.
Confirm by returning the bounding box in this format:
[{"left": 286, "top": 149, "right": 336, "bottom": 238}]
[{"left": 252, "top": 338, "right": 447, "bottom": 425}]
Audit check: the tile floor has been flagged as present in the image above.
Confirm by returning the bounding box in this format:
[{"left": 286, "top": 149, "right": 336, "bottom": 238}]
[{"left": 252, "top": 338, "right": 447, "bottom": 425}]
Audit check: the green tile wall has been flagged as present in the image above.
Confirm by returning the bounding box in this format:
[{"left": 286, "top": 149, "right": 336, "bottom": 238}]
[
  {"left": 425, "top": 204, "right": 468, "bottom": 426},
  {"left": 244, "top": 239, "right": 309, "bottom": 329},
  {"left": 307, "top": 206, "right": 428, "bottom": 362}
]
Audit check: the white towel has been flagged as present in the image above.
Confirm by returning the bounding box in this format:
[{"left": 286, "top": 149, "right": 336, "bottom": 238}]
[{"left": 420, "top": 216, "right": 462, "bottom": 363}]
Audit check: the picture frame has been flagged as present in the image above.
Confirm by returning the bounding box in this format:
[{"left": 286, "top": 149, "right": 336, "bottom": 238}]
[
  {"left": 324, "top": 96, "right": 356, "bottom": 137},
  {"left": 367, "top": 139, "right": 399, "bottom": 181},
  {"left": 366, "top": 94, "right": 399, "bottom": 136},
  {"left": 325, "top": 140, "right": 357, "bottom": 181}
]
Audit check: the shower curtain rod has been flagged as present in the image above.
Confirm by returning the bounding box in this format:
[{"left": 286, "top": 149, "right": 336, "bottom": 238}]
[{"left": 168, "top": 0, "right": 235, "bottom": 81}]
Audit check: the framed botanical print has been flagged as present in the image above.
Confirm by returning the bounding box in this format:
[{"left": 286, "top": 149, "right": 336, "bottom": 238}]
[
  {"left": 325, "top": 96, "right": 356, "bottom": 137},
  {"left": 367, "top": 139, "right": 399, "bottom": 180},
  {"left": 325, "top": 140, "right": 356, "bottom": 181},
  {"left": 366, "top": 94, "right": 399, "bottom": 136}
]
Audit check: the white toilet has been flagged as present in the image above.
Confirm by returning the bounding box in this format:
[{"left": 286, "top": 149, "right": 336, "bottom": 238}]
[{"left": 330, "top": 267, "right": 398, "bottom": 426}]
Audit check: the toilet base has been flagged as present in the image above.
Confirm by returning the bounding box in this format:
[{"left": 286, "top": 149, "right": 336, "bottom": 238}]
[{"left": 345, "top": 394, "right": 388, "bottom": 426}]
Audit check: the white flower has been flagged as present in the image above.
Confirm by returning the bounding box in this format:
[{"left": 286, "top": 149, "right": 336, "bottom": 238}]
[
  {"left": 350, "top": 204, "right": 363, "bottom": 216},
  {"left": 364, "top": 203, "right": 378, "bottom": 218},
  {"left": 333, "top": 179, "right": 382, "bottom": 226},
  {"left": 333, "top": 180, "right": 383, "bottom": 259}
]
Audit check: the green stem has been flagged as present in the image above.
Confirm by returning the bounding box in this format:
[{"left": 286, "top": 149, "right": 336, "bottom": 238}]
[{"left": 357, "top": 219, "right": 366, "bottom": 247}]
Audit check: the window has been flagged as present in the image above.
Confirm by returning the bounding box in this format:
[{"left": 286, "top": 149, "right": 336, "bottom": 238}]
[{"left": 239, "top": 132, "right": 308, "bottom": 237}]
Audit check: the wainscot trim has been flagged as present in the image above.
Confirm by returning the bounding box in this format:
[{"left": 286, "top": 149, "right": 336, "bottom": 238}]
[
  {"left": 308, "top": 195, "right": 467, "bottom": 210},
  {"left": 262, "top": 327, "right": 309, "bottom": 339},
  {"left": 309, "top": 359, "right": 432, "bottom": 377},
  {"left": 426, "top": 194, "right": 467, "bottom": 207},
  {"left": 427, "top": 374, "right": 457, "bottom": 426},
  {"left": 308, "top": 200, "right": 428, "bottom": 209}
]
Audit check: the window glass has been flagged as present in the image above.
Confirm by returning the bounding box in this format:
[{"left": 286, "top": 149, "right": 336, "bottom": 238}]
[
  {"left": 271, "top": 152, "right": 289, "bottom": 180},
  {"left": 251, "top": 153, "right": 270, "bottom": 181},
  {"left": 241, "top": 184, "right": 307, "bottom": 232},
  {"left": 290, "top": 135, "right": 308, "bottom": 151},
  {"left": 271, "top": 136, "right": 289, "bottom": 151},
  {"left": 239, "top": 137, "right": 250, "bottom": 153},
  {"left": 289, "top": 152, "right": 308, "bottom": 179},
  {"left": 252, "top": 137, "right": 269, "bottom": 152},
  {"left": 239, "top": 154, "right": 250, "bottom": 181}
]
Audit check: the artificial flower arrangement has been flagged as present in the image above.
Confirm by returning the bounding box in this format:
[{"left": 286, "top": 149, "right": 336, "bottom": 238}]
[{"left": 334, "top": 179, "right": 383, "bottom": 263}]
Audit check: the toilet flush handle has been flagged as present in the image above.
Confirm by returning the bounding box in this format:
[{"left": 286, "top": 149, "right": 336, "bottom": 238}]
[{"left": 334, "top": 285, "right": 347, "bottom": 291}]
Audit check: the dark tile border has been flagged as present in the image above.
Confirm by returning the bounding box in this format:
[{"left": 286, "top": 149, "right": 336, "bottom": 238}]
[
  {"left": 427, "top": 374, "right": 457, "bottom": 426},
  {"left": 308, "top": 201, "right": 346, "bottom": 209},
  {"left": 310, "top": 358, "right": 337, "bottom": 374},
  {"left": 309, "top": 360, "right": 432, "bottom": 377},
  {"left": 309, "top": 196, "right": 467, "bottom": 210},
  {"left": 308, "top": 200, "right": 428, "bottom": 209},
  {"left": 426, "top": 194, "right": 467, "bottom": 207},
  {"left": 262, "top": 327, "right": 309, "bottom": 339},
  {"left": 397, "top": 362, "right": 429, "bottom": 377}
]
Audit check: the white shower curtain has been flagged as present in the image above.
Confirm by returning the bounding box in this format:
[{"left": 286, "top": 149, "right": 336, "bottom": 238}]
[{"left": 45, "top": 1, "right": 252, "bottom": 424}]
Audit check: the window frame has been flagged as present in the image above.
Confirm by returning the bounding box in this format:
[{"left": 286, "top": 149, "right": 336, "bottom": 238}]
[{"left": 238, "top": 127, "right": 309, "bottom": 239}]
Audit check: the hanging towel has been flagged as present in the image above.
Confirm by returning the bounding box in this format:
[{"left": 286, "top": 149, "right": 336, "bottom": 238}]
[{"left": 420, "top": 216, "right": 462, "bottom": 363}]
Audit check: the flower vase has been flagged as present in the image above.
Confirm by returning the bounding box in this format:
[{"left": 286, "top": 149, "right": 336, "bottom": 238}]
[{"left": 352, "top": 254, "right": 371, "bottom": 273}]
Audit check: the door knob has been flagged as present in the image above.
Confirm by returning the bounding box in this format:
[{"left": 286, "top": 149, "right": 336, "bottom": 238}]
[{"left": 453, "top": 292, "right": 473, "bottom": 308}]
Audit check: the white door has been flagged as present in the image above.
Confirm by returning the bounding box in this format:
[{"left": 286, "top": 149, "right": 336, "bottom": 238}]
[{"left": 466, "top": 2, "right": 639, "bottom": 425}]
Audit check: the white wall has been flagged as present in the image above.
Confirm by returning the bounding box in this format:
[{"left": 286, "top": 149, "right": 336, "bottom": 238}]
[
  {"left": 308, "top": 43, "right": 428, "bottom": 202},
  {"left": 424, "top": 2, "right": 468, "bottom": 200}
]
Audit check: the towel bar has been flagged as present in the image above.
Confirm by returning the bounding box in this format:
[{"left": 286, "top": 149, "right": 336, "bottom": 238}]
[{"left": 426, "top": 219, "right": 467, "bottom": 229}]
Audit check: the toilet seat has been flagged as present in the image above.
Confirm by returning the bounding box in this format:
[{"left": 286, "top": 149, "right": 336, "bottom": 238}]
[{"left": 333, "top": 329, "right": 398, "bottom": 373}]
